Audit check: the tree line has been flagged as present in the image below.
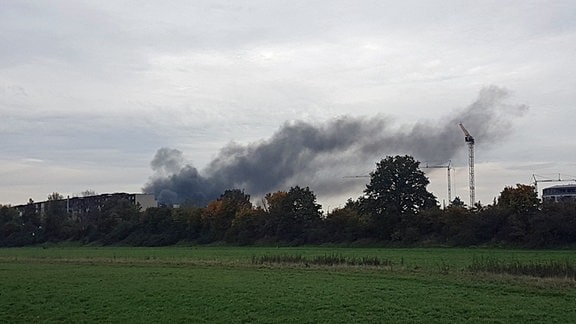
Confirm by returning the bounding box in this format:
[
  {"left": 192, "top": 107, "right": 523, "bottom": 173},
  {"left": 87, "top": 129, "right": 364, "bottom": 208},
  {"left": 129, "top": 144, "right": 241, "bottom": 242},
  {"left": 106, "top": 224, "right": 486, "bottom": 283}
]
[{"left": 1, "top": 155, "right": 575, "bottom": 247}]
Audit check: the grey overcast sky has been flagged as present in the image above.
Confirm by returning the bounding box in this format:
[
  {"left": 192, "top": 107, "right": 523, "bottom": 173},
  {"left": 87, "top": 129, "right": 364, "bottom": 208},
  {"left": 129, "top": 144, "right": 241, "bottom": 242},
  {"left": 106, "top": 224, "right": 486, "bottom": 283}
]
[{"left": 1, "top": 0, "right": 575, "bottom": 208}]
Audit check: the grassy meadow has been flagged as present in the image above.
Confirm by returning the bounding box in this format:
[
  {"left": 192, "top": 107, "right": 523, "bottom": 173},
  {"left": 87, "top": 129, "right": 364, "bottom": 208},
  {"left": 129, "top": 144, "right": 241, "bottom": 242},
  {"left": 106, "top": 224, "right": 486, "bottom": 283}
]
[{"left": 1, "top": 246, "right": 575, "bottom": 323}]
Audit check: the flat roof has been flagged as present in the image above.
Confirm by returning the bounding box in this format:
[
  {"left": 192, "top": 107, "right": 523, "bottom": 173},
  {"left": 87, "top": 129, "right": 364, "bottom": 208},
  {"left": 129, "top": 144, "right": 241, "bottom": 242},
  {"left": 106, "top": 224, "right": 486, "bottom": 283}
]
[{"left": 544, "top": 184, "right": 576, "bottom": 189}]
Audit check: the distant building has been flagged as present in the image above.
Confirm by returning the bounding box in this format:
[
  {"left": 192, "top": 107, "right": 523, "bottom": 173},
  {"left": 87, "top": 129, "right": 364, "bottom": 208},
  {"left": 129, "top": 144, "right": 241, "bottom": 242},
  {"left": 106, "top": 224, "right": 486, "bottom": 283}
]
[
  {"left": 14, "top": 193, "right": 157, "bottom": 219},
  {"left": 542, "top": 184, "right": 576, "bottom": 202}
]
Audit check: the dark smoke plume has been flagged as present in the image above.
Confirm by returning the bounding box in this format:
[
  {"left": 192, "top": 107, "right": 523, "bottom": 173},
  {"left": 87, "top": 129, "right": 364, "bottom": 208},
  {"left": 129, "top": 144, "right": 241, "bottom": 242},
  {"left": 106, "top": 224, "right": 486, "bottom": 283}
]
[{"left": 144, "top": 86, "right": 527, "bottom": 206}]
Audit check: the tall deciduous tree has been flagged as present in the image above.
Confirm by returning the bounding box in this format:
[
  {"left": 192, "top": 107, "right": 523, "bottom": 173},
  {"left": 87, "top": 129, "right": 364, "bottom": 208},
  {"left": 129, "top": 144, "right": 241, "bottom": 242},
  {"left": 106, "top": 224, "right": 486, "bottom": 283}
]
[
  {"left": 44, "top": 192, "right": 69, "bottom": 241},
  {"left": 362, "top": 155, "right": 438, "bottom": 240},
  {"left": 497, "top": 184, "right": 539, "bottom": 214},
  {"left": 496, "top": 184, "right": 540, "bottom": 243},
  {"left": 202, "top": 189, "right": 252, "bottom": 241},
  {"left": 262, "top": 190, "right": 288, "bottom": 239},
  {"left": 0, "top": 205, "right": 21, "bottom": 243},
  {"left": 269, "top": 186, "right": 322, "bottom": 243}
]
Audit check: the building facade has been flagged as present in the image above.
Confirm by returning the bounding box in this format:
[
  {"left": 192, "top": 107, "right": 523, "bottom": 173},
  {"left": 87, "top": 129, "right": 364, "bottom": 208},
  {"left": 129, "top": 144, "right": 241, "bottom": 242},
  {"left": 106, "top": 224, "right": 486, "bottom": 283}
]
[
  {"left": 14, "top": 193, "right": 157, "bottom": 218},
  {"left": 542, "top": 184, "right": 576, "bottom": 202}
]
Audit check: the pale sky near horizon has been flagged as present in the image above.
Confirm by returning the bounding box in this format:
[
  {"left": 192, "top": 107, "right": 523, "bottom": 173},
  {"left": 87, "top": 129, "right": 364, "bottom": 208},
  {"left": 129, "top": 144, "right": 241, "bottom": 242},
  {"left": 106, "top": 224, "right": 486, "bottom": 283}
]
[{"left": 1, "top": 0, "right": 575, "bottom": 208}]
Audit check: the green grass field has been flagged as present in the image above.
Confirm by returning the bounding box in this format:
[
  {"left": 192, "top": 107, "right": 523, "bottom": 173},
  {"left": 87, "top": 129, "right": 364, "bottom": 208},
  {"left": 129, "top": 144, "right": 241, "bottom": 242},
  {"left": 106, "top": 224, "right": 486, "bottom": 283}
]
[{"left": 1, "top": 246, "right": 575, "bottom": 323}]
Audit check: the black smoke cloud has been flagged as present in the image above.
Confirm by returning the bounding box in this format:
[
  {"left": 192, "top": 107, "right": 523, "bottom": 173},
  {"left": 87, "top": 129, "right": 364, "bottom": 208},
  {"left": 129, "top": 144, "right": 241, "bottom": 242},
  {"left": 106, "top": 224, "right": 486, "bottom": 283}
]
[{"left": 144, "top": 86, "right": 528, "bottom": 206}]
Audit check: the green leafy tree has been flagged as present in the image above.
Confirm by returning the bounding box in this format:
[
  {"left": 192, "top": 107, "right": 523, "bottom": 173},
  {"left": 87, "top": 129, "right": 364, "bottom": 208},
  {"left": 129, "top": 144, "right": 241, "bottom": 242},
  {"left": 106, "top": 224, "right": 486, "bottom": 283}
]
[
  {"left": 528, "top": 201, "right": 576, "bottom": 247},
  {"left": 172, "top": 206, "right": 204, "bottom": 241},
  {"left": 43, "top": 192, "right": 70, "bottom": 241},
  {"left": 261, "top": 190, "right": 288, "bottom": 240},
  {"left": 497, "top": 184, "right": 539, "bottom": 214},
  {"left": 0, "top": 206, "right": 21, "bottom": 245},
  {"left": 19, "top": 199, "right": 43, "bottom": 245},
  {"left": 129, "top": 207, "right": 177, "bottom": 246},
  {"left": 228, "top": 207, "right": 267, "bottom": 245},
  {"left": 269, "top": 186, "right": 323, "bottom": 244},
  {"left": 81, "top": 189, "right": 97, "bottom": 197},
  {"left": 496, "top": 184, "right": 539, "bottom": 243},
  {"left": 449, "top": 196, "right": 466, "bottom": 208},
  {"left": 97, "top": 197, "right": 142, "bottom": 244},
  {"left": 325, "top": 204, "right": 370, "bottom": 243},
  {"left": 361, "top": 155, "right": 438, "bottom": 240}
]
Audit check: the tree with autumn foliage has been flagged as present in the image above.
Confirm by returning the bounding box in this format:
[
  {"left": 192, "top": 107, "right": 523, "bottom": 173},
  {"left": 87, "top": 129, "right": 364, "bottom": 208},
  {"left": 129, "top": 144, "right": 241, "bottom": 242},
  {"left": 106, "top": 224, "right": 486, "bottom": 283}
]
[{"left": 201, "top": 189, "right": 252, "bottom": 241}]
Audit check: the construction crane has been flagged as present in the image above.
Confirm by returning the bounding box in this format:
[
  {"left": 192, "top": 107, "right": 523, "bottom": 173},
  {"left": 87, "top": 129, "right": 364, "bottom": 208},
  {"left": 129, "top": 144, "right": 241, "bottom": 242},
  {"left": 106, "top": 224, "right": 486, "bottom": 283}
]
[
  {"left": 532, "top": 174, "right": 576, "bottom": 199},
  {"left": 425, "top": 160, "right": 453, "bottom": 204},
  {"left": 342, "top": 175, "right": 370, "bottom": 179},
  {"left": 458, "top": 123, "right": 475, "bottom": 207}
]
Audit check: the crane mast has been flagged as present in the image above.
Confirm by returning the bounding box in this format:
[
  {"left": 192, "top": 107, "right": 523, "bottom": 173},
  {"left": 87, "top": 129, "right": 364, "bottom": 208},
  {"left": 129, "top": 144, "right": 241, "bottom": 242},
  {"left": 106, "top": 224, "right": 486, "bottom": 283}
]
[
  {"left": 447, "top": 160, "right": 452, "bottom": 203},
  {"left": 458, "top": 123, "right": 475, "bottom": 207},
  {"left": 425, "top": 160, "right": 452, "bottom": 204}
]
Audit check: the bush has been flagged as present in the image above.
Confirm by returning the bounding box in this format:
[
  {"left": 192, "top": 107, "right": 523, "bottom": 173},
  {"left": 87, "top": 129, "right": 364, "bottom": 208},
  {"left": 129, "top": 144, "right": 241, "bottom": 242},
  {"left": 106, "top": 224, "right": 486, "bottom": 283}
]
[{"left": 468, "top": 256, "right": 576, "bottom": 280}]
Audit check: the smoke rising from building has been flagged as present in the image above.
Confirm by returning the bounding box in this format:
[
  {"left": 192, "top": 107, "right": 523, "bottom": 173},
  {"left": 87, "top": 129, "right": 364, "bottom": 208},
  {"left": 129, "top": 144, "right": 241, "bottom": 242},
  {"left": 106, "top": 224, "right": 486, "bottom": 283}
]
[{"left": 143, "top": 86, "right": 528, "bottom": 206}]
